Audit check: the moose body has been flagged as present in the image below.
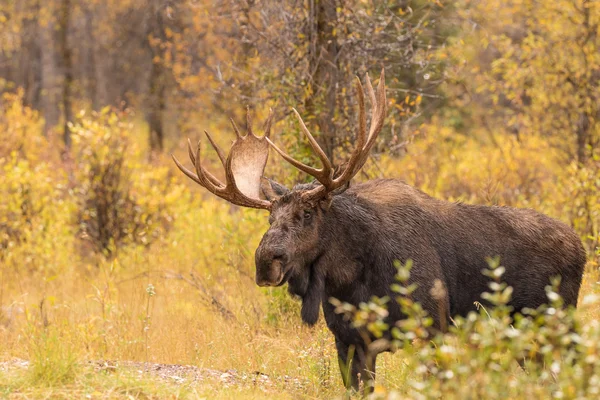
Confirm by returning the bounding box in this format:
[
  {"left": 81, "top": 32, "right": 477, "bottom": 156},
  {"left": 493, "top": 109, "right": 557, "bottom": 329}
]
[
  {"left": 173, "top": 70, "right": 586, "bottom": 391},
  {"left": 257, "top": 178, "right": 585, "bottom": 388}
]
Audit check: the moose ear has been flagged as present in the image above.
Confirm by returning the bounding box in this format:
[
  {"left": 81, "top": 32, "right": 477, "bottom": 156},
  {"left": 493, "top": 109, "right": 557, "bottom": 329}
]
[{"left": 260, "top": 178, "right": 289, "bottom": 201}]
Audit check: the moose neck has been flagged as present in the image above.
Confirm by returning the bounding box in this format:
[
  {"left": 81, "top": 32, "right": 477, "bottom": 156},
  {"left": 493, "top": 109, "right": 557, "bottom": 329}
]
[
  {"left": 294, "top": 193, "right": 383, "bottom": 325},
  {"left": 321, "top": 194, "right": 383, "bottom": 289}
]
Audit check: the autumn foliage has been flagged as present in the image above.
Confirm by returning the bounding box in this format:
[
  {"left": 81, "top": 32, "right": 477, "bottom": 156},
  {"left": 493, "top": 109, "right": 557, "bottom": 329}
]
[{"left": 0, "top": 0, "right": 599, "bottom": 398}]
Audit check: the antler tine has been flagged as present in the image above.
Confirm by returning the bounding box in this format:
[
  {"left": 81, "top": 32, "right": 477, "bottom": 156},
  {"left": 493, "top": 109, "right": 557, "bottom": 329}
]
[
  {"left": 172, "top": 153, "right": 203, "bottom": 185},
  {"left": 352, "top": 70, "right": 386, "bottom": 177},
  {"left": 246, "top": 106, "right": 253, "bottom": 137},
  {"left": 192, "top": 138, "right": 224, "bottom": 189},
  {"left": 292, "top": 109, "right": 333, "bottom": 175},
  {"left": 355, "top": 76, "right": 367, "bottom": 151},
  {"left": 263, "top": 108, "right": 274, "bottom": 138},
  {"left": 204, "top": 131, "right": 227, "bottom": 167},
  {"left": 266, "top": 137, "right": 327, "bottom": 180},
  {"left": 230, "top": 118, "right": 243, "bottom": 139},
  {"left": 192, "top": 139, "right": 211, "bottom": 187},
  {"left": 365, "top": 69, "right": 386, "bottom": 145},
  {"left": 372, "top": 69, "right": 387, "bottom": 138},
  {"left": 357, "top": 69, "right": 386, "bottom": 170},
  {"left": 365, "top": 72, "right": 377, "bottom": 121},
  {"left": 187, "top": 138, "right": 196, "bottom": 165}
]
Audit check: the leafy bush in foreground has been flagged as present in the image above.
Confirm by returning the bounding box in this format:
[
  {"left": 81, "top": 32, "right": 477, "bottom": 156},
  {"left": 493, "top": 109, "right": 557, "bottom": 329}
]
[{"left": 334, "top": 259, "right": 600, "bottom": 399}]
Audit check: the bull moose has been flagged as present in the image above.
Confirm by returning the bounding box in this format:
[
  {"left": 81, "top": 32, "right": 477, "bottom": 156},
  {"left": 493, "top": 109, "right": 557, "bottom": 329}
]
[{"left": 172, "top": 70, "right": 586, "bottom": 390}]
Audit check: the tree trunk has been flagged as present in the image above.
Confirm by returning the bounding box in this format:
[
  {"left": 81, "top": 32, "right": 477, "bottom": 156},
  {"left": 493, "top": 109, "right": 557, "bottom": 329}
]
[
  {"left": 40, "top": 5, "right": 60, "bottom": 135},
  {"left": 83, "top": 5, "right": 98, "bottom": 109},
  {"left": 305, "top": 0, "right": 339, "bottom": 163},
  {"left": 576, "top": 112, "right": 591, "bottom": 164},
  {"left": 93, "top": 31, "right": 110, "bottom": 109},
  {"left": 59, "top": 0, "right": 73, "bottom": 150},
  {"left": 147, "top": 0, "right": 166, "bottom": 152},
  {"left": 238, "top": 0, "right": 256, "bottom": 125},
  {"left": 575, "top": 0, "right": 593, "bottom": 165},
  {"left": 17, "top": 0, "right": 42, "bottom": 109},
  {"left": 148, "top": 60, "right": 165, "bottom": 152}
]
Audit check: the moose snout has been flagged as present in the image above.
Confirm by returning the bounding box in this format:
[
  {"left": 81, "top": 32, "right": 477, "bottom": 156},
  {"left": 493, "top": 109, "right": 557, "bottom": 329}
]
[{"left": 255, "top": 246, "right": 289, "bottom": 287}]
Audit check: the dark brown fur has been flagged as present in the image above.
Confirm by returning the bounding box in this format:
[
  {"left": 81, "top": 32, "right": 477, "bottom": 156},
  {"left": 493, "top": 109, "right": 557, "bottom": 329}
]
[{"left": 255, "top": 179, "right": 586, "bottom": 389}]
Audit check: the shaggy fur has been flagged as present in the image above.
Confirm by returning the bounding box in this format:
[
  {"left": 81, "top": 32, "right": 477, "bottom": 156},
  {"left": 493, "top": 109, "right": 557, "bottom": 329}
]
[{"left": 255, "top": 179, "right": 586, "bottom": 389}]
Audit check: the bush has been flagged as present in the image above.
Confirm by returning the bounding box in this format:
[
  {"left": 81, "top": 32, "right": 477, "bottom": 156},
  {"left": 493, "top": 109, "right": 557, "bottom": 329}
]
[
  {"left": 0, "top": 90, "right": 46, "bottom": 161},
  {"left": 0, "top": 93, "right": 74, "bottom": 273},
  {"left": 333, "top": 259, "right": 600, "bottom": 399},
  {"left": 72, "top": 109, "right": 183, "bottom": 257},
  {"left": 0, "top": 154, "right": 73, "bottom": 271},
  {"left": 561, "top": 158, "right": 600, "bottom": 260}
]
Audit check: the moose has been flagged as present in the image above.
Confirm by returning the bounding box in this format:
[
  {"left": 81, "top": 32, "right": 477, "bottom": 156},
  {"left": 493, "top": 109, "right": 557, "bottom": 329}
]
[{"left": 173, "top": 70, "right": 586, "bottom": 390}]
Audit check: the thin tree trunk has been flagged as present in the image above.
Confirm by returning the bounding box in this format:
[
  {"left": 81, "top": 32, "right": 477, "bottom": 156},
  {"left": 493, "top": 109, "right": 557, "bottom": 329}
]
[
  {"left": 147, "top": 0, "right": 166, "bottom": 152},
  {"left": 59, "top": 0, "right": 73, "bottom": 150},
  {"left": 305, "top": 0, "right": 339, "bottom": 163},
  {"left": 238, "top": 0, "right": 256, "bottom": 123},
  {"left": 576, "top": 113, "right": 590, "bottom": 164},
  {"left": 93, "top": 34, "right": 110, "bottom": 109},
  {"left": 148, "top": 60, "right": 165, "bottom": 152},
  {"left": 16, "top": 0, "right": 42, "bottom": 108},
  {"left": 575, "top": 0, "right": 593, "bottom": 165},
  {"left": 83, "top": 6, "right": 98, "bottom": 110},
  {"left": 40, "top": 6, "right": 60, "bottom": 135}
]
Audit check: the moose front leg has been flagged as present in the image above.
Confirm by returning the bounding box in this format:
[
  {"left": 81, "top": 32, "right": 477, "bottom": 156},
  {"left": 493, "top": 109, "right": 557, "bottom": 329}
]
[{"left": 335, "top": 338, "right": 377, "bottom": 393}]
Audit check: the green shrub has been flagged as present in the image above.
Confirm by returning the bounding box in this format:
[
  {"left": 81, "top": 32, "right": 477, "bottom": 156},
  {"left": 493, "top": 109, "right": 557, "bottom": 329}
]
[{"left": 334, "top": 259, "right": 598, "bottom": 399}]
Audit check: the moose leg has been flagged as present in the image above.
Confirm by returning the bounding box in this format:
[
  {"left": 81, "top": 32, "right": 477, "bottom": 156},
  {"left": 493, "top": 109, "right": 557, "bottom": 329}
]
[
  {"left": 362, "top": 349, "right": 377, "bottom": 392},
  {"left": 356, "top": 347, "right": 377, "bottom": 394},
  {"left": 335, "top": 339, "right": 377, "bottom": 393}
]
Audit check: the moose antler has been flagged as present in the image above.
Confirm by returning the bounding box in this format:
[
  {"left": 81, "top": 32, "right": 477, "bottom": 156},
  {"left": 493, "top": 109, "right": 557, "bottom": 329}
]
[
  {"left": 172, "top": 109, "right": 273, "bottom": 210},
  {"left": 267, "top": 69, "right": 387, "bottom": 203}
]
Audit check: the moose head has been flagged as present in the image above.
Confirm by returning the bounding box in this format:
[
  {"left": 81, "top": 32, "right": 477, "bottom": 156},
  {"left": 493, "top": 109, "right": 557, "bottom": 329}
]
[{"left": 173, "top": 70, "right": 387, "bottom": 293}]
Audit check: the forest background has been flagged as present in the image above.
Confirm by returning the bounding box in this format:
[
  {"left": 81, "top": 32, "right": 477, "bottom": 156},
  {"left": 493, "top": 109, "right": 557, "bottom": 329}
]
[{"left": 0, "top": 0, "right": 599, "bottom": 398}]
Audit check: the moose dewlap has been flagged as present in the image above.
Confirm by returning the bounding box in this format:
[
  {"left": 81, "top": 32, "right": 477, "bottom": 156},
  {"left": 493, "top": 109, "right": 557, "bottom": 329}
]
[{"left": 173, "top": 70, "right": 586, "bottom": 391}]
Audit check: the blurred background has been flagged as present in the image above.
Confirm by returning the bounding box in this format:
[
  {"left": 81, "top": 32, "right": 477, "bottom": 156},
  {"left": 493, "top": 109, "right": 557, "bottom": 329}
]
[{"left": 0, "top": 0, "right": 599, "bottom": 397}]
